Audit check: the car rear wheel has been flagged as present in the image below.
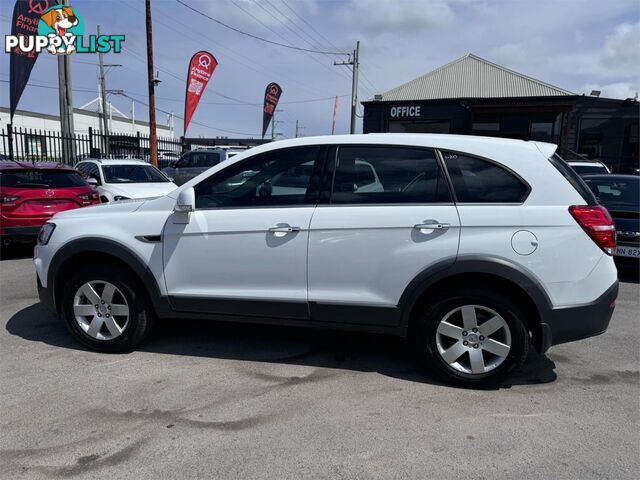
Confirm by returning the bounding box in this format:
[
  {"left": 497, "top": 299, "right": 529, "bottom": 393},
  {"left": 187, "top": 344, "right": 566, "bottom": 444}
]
[
  {"left": 415, "top": 286, "right": 529, "bottom": 388},
  {"left": 61, "top": 264, "right": 154, "bottom": 352}
]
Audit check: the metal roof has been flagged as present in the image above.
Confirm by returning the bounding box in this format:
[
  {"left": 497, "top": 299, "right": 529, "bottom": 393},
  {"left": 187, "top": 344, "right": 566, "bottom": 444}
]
[{"left": 374, "top": 54, "right": 575, "bottom": 101}]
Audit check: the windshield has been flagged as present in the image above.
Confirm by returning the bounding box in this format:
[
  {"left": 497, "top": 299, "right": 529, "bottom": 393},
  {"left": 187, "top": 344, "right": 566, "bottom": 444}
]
[
  {"left": 0, "top": 170, "right": 87, "bottom": 188},
  {"left": 583, "top": 177, "right": 639, "bottom": 211},
  {"left": 102, "top": 164, "right": 169, "bottom": 183}
]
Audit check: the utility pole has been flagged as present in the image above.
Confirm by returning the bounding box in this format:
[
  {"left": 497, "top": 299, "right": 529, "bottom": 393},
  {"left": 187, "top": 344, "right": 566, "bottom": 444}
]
[
  {"left": 145, "top": 0, "right": 158, "bottom": 167},
  {"left": 271, "top": 109, "right": 284, "bottom": 140},
  {"left": 58, "top": 0, "right": 75, "bottom": 163},
  {"left": 98, "top": 24, "right": 110, "bottom": 157},
  {"left": 295, "top": 120, "right": 305, "bottom": 138},
  {"left": 334, "top": 40, "right": 359, "bottom": 134}
]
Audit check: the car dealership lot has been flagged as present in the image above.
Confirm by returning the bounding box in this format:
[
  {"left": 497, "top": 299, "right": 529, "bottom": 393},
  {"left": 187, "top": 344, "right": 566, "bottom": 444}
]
[{"left": 0, "top": 252, "right": 638, "bottom": 480}]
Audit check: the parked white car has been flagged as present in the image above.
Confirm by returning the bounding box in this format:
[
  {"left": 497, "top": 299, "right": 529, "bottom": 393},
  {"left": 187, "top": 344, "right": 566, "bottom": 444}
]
[
  {"left": 75, "top": 159, "right": 177, "bottom": 202},
  {"left": 567, "top": 160, "right": 611, "bottom": 176},
  {"left": 36, "top": 134, "right": 618, "bottom": 387}
]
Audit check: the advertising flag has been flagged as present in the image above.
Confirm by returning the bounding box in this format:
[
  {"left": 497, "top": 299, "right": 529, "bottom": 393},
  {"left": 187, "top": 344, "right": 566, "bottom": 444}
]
[
  {"left": 262, "top": 82, "right": 282, "bottom": 139},
  {"left": 9, "top": 0, "right": 46, "bottom": 119},
  {"left": 184, "top": 51, "right": 217, "bottom": 134}
]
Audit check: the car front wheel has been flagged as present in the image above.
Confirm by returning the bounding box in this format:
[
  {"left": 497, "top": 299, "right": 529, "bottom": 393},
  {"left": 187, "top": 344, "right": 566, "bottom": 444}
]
[{"left": 61, "top": 264, "right": 154, "bottom": 352}]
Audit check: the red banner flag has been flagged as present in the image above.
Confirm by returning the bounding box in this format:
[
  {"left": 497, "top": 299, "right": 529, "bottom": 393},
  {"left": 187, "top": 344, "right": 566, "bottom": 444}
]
[{"left": 184, "top": 51, "right": 217, "bottom": 135}]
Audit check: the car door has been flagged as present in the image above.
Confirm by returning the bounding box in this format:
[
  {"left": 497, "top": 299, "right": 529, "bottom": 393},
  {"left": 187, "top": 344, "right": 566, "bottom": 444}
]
[
  {"left": 168, "top": 153, "right": 193, "bottom": 186},
  {"left": 307, "top": 144, "right": 460, "bottom": 326},
  {"left": 181, "top": 151, "right": 220, "bottom": 184},
  {"left": 162, "top": 145, "right": 323, "bottom": 319}
]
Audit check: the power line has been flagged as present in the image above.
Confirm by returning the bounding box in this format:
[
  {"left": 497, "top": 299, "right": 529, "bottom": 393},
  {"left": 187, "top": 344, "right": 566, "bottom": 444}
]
[
  {"left": 175, "top": 0, "right": 348, "bottom": 55},
  {"left": 118, "top": 0, "right": 337, "bottom": 98},
  {"left": 235, "top": 0, "right": 352, "bottom": 86},
  {"left": 153, "top": 94, "right": 350, "bottom": 106},
  {"left": 280, "top": 0, "right": 342, "bottom": 52},
  {"left": 118, "top": 92, "right": 261, "bottom": 137},
  {"left": 0, "top": 78, "right": 97, "bottom": 94}
]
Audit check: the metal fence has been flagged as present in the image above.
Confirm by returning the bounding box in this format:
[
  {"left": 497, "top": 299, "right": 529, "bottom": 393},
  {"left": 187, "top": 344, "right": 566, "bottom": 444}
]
[{"left": 0, "top": 124, "right": 182, "bottom": 169}]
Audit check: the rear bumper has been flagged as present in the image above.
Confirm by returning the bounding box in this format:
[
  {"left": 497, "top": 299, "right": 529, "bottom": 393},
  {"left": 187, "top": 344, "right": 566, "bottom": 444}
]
[
  {"left": 1, "top": 226, "right": 42, "bottom": 241},
  {"left": 540, "top": 281, "right": 618, "bottom": 352}
]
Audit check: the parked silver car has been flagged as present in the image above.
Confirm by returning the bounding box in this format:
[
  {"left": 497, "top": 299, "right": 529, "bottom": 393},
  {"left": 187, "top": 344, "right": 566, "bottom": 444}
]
[{"left": 161, "top": 149, "right": 225, "bottom": 186}]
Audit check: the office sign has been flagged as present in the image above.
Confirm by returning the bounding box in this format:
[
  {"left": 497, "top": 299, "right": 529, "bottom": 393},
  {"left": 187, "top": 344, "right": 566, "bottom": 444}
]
[{"left": 389, "top": 105, "right": 422, "bottom": 118}]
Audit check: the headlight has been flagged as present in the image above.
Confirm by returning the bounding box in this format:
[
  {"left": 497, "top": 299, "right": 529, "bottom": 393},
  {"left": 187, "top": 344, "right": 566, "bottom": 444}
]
[
  {"left": 37, "top": 223, "right": 56, "bottom": 246},
  {"left": 113, "top": 195, "right": 130, "bottom": 201}
]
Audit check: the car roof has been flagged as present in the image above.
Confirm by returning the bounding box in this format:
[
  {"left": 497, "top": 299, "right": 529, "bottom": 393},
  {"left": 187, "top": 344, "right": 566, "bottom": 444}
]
[
  {"left": 78, "top": 158, "right": 152, "bottom": 166},
  {"left": 0, "top": 160, "right": 76, "bottom": 171},
  {"left": 229, "top": 133, "right": 556, "bottom": 159}
]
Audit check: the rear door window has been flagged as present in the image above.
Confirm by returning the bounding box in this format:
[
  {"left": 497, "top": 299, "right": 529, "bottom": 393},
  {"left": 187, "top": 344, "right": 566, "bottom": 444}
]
[
  {"left": 443, "top": 152, "right": 529, "bottom": 203},
  {"left": 329, "top": 146, "right": 451, "bottom": 204}
]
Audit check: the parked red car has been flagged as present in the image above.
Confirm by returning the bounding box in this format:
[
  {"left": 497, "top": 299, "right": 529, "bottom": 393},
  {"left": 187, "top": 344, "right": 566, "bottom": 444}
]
[{"left": 0, "top": 161, "right": 99, "bottom": 245}]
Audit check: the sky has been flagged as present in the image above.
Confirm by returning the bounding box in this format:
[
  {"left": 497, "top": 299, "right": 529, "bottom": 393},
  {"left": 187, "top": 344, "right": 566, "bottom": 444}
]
[{"left": 0, "top": 0, "right": 638, "bottom": 139}]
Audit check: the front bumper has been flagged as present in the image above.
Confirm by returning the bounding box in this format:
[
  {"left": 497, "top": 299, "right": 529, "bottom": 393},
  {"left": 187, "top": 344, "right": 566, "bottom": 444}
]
[
  {"left": 37, "top": 274, "right": 56, "bottom": 314},
  {"left": 540, "top": 281, "right": 618, "bottom": 352}
]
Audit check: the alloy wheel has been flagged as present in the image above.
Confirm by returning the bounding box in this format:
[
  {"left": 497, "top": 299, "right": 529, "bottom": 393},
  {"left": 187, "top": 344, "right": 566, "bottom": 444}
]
[
  {"left": 435, "top": 304, "right": 512, "bottom": 375},
  {"left": 73, "top": 281, "right": 130, "bottom": 341}
]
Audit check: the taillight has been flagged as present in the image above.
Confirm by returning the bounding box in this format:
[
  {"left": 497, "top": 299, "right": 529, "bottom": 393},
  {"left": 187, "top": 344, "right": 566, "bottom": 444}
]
[
  {"left": 78, "top": 191, "right": 99, "bottom": 203},
  {"left": 0, "top": 194, "right": 19, "bottom": 204},
  {"left": 568, "top": 205, "right": 616, "bottom": 255}
]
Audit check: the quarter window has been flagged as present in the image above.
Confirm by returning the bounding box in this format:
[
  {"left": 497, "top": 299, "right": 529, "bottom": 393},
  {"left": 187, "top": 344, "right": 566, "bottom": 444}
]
[
  {"left": 330, "top": 146, "right": 451, "bottom": 204},
  {"left": 194, "top": 147, "right": 320, "bottom": 209},
  {"left": 443, "top": 153, "right": 529, "bottom": 203}
]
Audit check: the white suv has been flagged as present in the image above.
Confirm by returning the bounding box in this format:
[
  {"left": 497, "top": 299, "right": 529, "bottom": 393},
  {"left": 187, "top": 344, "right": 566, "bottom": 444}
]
[
  {"left": 75, "top": 159, "right": 177, "bottom": 202},
  {"left": 34, "top": 134, "right": 618, "bottom": 387}
]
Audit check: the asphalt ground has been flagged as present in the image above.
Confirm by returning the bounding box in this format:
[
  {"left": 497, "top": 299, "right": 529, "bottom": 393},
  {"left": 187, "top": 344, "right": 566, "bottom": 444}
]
[{"left": 1, "top": 244, "right": 638, "bottom": 480}]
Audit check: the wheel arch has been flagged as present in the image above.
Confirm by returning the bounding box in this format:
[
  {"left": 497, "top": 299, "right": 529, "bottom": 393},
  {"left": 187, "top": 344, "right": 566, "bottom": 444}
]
[
  {"left": 399, "top": 256, "right": 553, "bottom": 352},
  {"left": 48, "top": 238, "right": 169, "bottom": 317}
]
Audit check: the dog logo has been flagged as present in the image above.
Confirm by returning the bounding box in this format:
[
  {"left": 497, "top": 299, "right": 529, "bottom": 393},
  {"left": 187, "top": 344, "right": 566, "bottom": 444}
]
[
  {"left": 37, "top": 5, "right": 84, "bottom": 55},
  {"left": 5, "top": 4, "right": 124, "bottom": 56}
]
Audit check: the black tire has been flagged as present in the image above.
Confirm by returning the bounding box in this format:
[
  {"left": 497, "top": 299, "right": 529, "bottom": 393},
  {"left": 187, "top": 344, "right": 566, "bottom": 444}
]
[
  {"left": 414, "top": 286, "right": 529, "bottom": 388},
  {"left": 61, "top": 263, "right": 155, "bottom": 353}
]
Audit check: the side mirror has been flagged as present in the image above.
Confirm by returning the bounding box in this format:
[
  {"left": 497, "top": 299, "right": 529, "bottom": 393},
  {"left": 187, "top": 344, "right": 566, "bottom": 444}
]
[
  {"left": 169, "top": 161, "right": 177, "bottom": 168},
  {"left": 174, "top": 187, "right": 195, "bottom": 213},
  {"left": 86, "top": 177, "right": 99, "bottom": 186}
]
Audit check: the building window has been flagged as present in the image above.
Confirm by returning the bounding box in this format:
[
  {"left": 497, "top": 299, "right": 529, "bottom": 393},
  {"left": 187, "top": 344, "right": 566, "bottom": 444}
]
[
  {"left": 529, "top": 121, "right": 554, "bottom": 142},
  {"left": 24, "top": 134, "right": 47, "bottom": 158},
  {"left": 578, "top": 118, "right": 607, "bottom": 159},
  {"left": 471, "top": 114, "right": 500, "bottom": 134}
]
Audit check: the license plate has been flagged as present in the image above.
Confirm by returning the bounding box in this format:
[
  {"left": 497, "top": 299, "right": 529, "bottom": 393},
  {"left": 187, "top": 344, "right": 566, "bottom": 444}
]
[{"left": 615, "top": 246, "right": 640, "bottom": 258}]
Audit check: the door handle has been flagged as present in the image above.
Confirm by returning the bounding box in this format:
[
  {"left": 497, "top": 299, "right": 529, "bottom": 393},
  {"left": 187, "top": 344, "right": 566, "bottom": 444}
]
[
  {"left": 414, "top": 222, "right": 450, "bottom": 230},
  {"left": 268, "top": 224, "right": 301, "bottom": 233}
]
